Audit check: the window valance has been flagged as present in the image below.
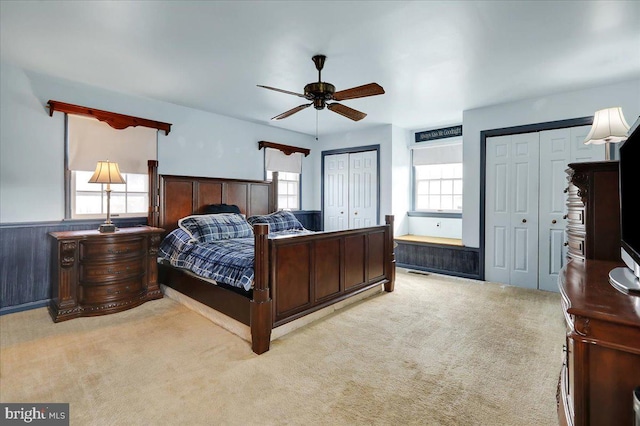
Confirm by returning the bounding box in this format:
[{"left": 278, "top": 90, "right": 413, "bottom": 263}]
[{"left": 47, "top": 100, "right": 172, "bottom": 135}]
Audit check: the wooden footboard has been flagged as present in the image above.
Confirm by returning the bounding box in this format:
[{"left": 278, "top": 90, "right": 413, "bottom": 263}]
[{"left": 251, "top": 216, "right": 395, "bottom": 353}]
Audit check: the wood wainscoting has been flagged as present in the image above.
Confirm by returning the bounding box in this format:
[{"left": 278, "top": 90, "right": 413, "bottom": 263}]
[{"left": 395, "top": 235, "right": 480, "bottom": 280}]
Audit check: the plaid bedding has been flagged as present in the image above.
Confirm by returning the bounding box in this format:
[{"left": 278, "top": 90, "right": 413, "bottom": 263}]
[{"left": 158, "top": 227, "right": 312, "bottom": 291}]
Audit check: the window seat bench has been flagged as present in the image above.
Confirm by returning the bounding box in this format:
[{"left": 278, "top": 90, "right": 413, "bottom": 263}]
[{"left": 394, "top": 234, "right": 480, "bottom": 280}]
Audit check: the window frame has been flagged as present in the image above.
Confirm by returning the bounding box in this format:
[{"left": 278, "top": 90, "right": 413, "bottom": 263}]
[
  {"left": 410, "top": 139, "right": 463, "bottom": 218},
  {"left": 266, "top": 170, "right": 302, "bottom": 211}
]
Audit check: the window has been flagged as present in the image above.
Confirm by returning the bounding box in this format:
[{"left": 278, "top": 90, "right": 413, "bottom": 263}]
[
  {"left": 71, "top": 170, "right": 148, "bottom": 218},
  {"left": 264, "top": 147, "right": 303, "bottom": 210},
  {"left": 266, "top": 171, "right": 300, "bottom": 210},
  {"left": 412, "top": 140, "right": 463, "bottom": 213},
  {"left": 66, "top": 114, "right": 157, "bottom": 219}
]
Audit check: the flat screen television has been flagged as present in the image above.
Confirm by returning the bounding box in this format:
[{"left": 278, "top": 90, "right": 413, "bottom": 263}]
[{"left": 609, "top": 118, "right": 640, "bottom": 294}]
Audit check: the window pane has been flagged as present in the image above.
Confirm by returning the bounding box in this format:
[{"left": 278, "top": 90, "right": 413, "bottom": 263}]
[
  {"left": 127, "top": 194, "right": 148, "bottom": 213},
  {"left": 75, "top": 171, "right": 98, "bottom": 191},
  {"left": 453, "top": 195, "right": 463, "bottom": 210},
  {"left": 109, "top": 193, "right": 126, "bottom": 214},
  {"left": 441, "top": 180, "right": 453, "bottom": 194},
  {"left": 428, "top": 195, "right": 440, "bottom": 210},
  {"left": 429, "top": 181, "right": 440, "bottom": 194},
  {"left": 441, "top": 196, "right": 453, "bottom": 210},
  {"left": 126, "top": 173, "right": 147, "bottom": 192},
  {"left": 76, "top": 193, "right": 102, "bottom": 214},
  {"left": 454, "top": 180, "right": 463, "bottom": 194}
]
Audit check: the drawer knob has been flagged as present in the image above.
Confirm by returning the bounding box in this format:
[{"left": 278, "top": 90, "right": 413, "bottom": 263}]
[
  {"left": 522, "top": 219, "right": 527, "bottom": 223},
  {"left": 552, "top": 220, "right": 557, "bottom": 224},
  {"left": 564, "top": 242, "right": 569, "bottom": 246},
  {"left": 563, "top": 214, "right": 568, "bottom": 219}
]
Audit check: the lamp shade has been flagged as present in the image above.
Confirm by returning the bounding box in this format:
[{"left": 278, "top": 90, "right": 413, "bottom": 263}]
[
  {"left": 88, "top": 160, "right": 126, "bottom": 184},
  {"left": 584, "top": 107, "right": 630, "bottom": 145}
]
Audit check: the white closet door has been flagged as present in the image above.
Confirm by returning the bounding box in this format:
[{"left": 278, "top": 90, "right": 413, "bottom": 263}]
[
  {"left": 537, "top": 125, "right": 604, "bottom": 291},
  {"left": 485, "top": 135, "right": 512, "bottom": 285},
  {"left": 485, "top": 133, "right": 539, "bottom": 289},
  {"left": 324, "top": 153, "right": 349, "bottom": 231},
  {"left": 509, "top": 133, "right": 540, "bottom": 289},
  {"left": 349, "top": 150, "right": 377, "bottom": 228},
  {"left": 538, "top": 128, "right": 572, "bottom": 292}
]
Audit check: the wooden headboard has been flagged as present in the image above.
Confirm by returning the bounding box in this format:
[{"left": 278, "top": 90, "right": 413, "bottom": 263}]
[{"left": 148, "top": 162, "right": 277, "bottom": 233}]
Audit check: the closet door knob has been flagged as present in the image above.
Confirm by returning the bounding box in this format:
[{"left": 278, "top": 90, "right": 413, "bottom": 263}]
[
  {"left": 563, "top": 214, "right": 568, "bottom": 219},
  {"left": 354, "top": 212, "right": 358, "bottom": 215}
]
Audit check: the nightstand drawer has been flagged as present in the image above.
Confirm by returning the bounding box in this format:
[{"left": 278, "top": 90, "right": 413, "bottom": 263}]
[
  {"left": 80, "top": 238, "right": 144, "bottom": 260},
  {"left": 79, "top": 278, "right": 144, "bottom": 304},
  {"left": 80, "top": 258, "right": 144, "bottom": 283}
]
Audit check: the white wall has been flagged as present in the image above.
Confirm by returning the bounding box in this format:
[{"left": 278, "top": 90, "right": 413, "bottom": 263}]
[
  {"left": 462, "top": 78, "right": 640, "bottom": 248},
  {"left": 0, "top": 61, "right": 316, "bottom": 223},
  {"left": 391, "top": 125, "right": 410, "bottom": 236}
]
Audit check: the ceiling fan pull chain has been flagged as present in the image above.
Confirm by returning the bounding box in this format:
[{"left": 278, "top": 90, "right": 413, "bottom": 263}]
[{"left": 316, "top": 110, "right": 319, "bottom": 141}]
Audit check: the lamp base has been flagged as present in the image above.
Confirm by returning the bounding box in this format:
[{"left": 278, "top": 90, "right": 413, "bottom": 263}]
[{"left": 98, "top": 223, "right": 117, "bottom": 233}]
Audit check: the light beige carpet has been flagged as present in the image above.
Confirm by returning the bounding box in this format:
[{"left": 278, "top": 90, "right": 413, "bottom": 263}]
[{"left": 0, "top": 270, "right": 564, "bottom": 425}]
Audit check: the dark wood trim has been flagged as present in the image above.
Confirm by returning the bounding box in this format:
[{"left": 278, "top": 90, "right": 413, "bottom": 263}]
[
  {"left": 47, "top": 100, "right": 172, "bottom": 135},
  {"left": 479, "top": 116, "right": 593, "bottom": 280},
  {"left": 258, "top": 141, "right": 310, "bottom": 157}
]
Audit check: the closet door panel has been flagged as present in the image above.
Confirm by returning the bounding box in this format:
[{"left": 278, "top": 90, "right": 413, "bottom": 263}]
[
  {"left": 324, "top": 153, "right": 349, "bottom": 231},
  {"left": 539, "top": 128, "right": 571, "bottom": 292},
  {"left": 509, "top": 133, "right": 539, "bottom": 289},
  {"left": 349, "top": 151, "right": 377, "bottom": 228},
  {"left": 485, "top": 136, "right": 512, "bottom": 285}
]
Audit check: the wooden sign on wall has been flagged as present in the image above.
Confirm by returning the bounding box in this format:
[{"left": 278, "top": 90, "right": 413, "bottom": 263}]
[{"left": 415, "top": 125, "right": 462, "bottom": 143}]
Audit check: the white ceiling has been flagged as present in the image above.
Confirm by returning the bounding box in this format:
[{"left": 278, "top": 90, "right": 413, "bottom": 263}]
[{"left": 1, "top": 1, "right": 639, "bottom": 137}]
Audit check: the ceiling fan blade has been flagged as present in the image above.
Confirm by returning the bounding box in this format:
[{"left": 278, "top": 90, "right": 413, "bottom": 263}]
[
  {"left": 271, "top": 103, "right": 312, "bottom": 120},
  {"left": 327, "top": 103, "right": 367, "bottom": 121},
  {"left": 257, "top": 85, "right": 306, "bottom": 98},
  {"left": 333, "top": 83, "right": 385, "bottom": 101}
]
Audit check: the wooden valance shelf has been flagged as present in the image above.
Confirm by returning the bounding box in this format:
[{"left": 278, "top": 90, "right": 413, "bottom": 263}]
[
  {"left": 258, "top": 141, "right": 310, "bottom": 157},
  {"left": 47, "top": 100, "right": 172, "bottom": 135}
]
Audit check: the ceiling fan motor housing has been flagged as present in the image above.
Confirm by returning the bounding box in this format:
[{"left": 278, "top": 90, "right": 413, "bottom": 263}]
[{"left": 304, "top": 82, "right": 335, "bottom": 105}]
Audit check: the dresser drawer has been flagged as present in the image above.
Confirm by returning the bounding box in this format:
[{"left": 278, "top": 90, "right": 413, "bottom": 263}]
[
  {"left": 567, "top": 236, "right": 585, "bottom": 259},
  {"left": 80, "top": 237, "right": 144, "bottom": 260},
  {"left": 79, "top": 277, "right": 144, "bottom": 304},
  {"left": 80, "top": 257, "right": 144, "bottom": 283},
  {"left": 566, "top": 208, "right": 584, "bottom": 226}
]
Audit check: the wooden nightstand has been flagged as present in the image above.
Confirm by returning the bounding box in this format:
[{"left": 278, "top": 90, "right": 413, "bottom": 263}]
[{"left": 48, "top": 226, "right": 165, "bottom": 322}]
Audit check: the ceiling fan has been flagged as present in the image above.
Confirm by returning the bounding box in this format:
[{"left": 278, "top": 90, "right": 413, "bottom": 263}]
[{"left": 258, "top": 55, "right": 385, "bottom": 122}]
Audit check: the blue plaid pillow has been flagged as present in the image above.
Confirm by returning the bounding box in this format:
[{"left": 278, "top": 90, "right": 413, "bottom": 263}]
[
  {"left": 247, "top": 210, "right": 304, "bottom": 233},
  {"left": 178, "top": 213, "right": 253, "bottom": 242}
]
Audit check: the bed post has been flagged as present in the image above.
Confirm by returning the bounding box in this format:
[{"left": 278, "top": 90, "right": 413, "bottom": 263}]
[
  {"left": 251, "top": 223, "right": 272, "bottom": 354},
  {"left": 148, "top": 160, "right": 159, "bottom": 228},
  {"left": 385, "top": 215, "right": 396, "bottom": 292}
]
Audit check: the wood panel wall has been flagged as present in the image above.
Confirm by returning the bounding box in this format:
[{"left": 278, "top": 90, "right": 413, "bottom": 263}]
[{"left": 395, "top": 240, "right": 480, "bottom": 280}]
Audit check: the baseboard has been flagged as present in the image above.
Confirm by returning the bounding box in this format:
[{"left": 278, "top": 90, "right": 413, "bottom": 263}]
[{"left": 0, "top": 299, "right": 49, "bottom": 316}]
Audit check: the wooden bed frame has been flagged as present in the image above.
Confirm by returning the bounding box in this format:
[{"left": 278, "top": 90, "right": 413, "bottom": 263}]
[{"left": 147, "top": 162, "right": 396, "bottom": 354}]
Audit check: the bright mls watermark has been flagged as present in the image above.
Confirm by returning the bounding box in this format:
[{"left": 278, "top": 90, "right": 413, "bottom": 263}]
[{"left": 1, "top": 404, "right": 69, "bottom": 425}]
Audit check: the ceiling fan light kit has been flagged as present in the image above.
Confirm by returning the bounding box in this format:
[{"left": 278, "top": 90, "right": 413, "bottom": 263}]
[{"left": 258, "top": 55, "right": 384, "bottom": 122}]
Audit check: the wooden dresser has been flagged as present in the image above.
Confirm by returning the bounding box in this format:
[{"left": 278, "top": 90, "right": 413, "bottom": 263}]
[
  {"left": 565, "top": 161, "right": 620, "bottom": 262},
  {"left": 49, "top": 226, "right": 164, "bottom": 322},
  {"left": 559, "top": 160, "right": 640, "bottom": 425},
  {"left": 558, "top": 260, "right": 640, "bottom": 426}
]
